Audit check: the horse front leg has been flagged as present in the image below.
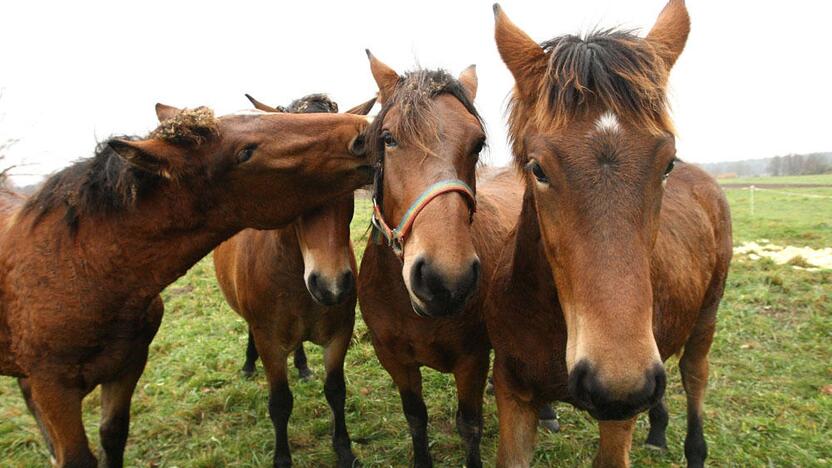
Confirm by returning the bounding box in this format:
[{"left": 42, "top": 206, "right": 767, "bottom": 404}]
[
  {"left": 493, "top": 360, "right": 538, "bottom": 468},
  {"left": 375, "top": 345, "right": 431, "bottom": 467},
  {"left": 594, "top": 417, "right": 637, "bottom": 468},
  {"left": 252, "top": 326, "right": 293, "bottom": 467},
  {"left": 27, "top": 377, "right": 97, "bottom": 467},
  {"left": 452, "top": 354, "right": 489, "bottom": 468},
  {"left": 323, "top": 331, "right": 359, "bottom": 467}
]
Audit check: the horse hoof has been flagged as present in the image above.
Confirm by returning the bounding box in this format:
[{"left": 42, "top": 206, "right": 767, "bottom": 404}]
[
  {"left": 338, "top": 455, "right": 361, "bottom": 468},
  {"left": 539, "top": 418, "right": 560, "bottom": 433},
  {"left": 298, "top": 368, "right": 313, "bottom": 381},
  {"left": 241, "top": 367, "right": 256, "bottom": 379},
  {"left": 645, "top": 441, "right": 668, "bottom": 451},
  {"left": 485, "top": 381, "right": 494, "bottom": 395}
]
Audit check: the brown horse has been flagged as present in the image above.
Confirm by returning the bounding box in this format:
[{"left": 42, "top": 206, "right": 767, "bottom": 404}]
[
  {"left": 213, "top": 93, "right": 374, "bottom": 467},
  {"left": 357, "top": 52, "right": 556, "bottom": 467},
  {"left": 0, "top": 104, "right": 371, "bottom": 467},
  {"left": 487, "top": 1, "right": 732, "bottom": 466}
]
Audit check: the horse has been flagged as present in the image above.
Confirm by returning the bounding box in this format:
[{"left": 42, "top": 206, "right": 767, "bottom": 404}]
[
  {"left": 0, "top": 103, "right": 371, "bottom": 467},
  {"left": 357, "top": 52, "right": 555, "bottom": 468},
  {"left": 487, "top": 1, "right": 733, "bottom": 466},
  {"left": 213, "top": 93, "right": 375, "bottom": 467}
]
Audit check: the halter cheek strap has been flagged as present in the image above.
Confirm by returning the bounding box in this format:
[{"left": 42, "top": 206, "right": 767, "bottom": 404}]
[{"left": 372, "top": 179, "right": 476, "bottom": 258}]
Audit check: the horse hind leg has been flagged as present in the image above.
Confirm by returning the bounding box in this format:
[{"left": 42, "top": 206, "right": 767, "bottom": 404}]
[
  {"left": 294, "top": 343, "right": 313, "bottom": 380},
  {"left": 241, "top": 329, "right": 258, "bottom": 378},
  {"left": 18, "top": 378, "right": 56, "bottom": 462}
]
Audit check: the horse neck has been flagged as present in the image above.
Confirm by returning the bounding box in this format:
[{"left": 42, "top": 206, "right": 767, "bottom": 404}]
[{"left": 62, "top": 183, "right": 237, "bottom": 300}]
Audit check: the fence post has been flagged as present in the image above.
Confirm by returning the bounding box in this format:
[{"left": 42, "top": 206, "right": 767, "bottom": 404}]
[{"left": 750, "top": 185, "right": 755, "bottom": 216}]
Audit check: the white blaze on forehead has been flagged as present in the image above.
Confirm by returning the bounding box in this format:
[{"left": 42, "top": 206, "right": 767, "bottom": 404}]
[{"left": 594, "top": 111, "right": 621, "bottom": 134}]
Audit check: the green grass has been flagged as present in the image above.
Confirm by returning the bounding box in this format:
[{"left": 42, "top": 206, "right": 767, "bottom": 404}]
[
  {"left": 2, "top": 195, "right": 831, "bottom": 467},
  {"left": 719, "top": 173, "right": 832, "bottom": 186}
]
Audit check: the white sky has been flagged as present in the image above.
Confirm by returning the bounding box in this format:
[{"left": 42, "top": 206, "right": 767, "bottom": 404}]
[{"left": 1, "top": 1, "right": 830, "bottom": 184}]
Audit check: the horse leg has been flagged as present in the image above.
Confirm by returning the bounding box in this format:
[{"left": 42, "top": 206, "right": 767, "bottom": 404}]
[
  {"left": 493, "top": 363, "right": 537, "bottom": 468},
  {"left": 538, "top": 403, "right": 560, "bottom": 433},
  {"left": 252, "top": 327, "right": 293, "bottom": 468},
  {"left": 294, "top": 343, "right": 313, "bottom": 381},
  {"left": 645, "top": 397, "right": 669, "bottom": 450},
  {"left": 242, "top": 328, "right": 259, "bottom": 378},
  {"left": 375, "top": 346, "right": 431, "bottom": 467},
  {"left": 452, "top": 355, "right": 488, "bottom": 468},
  {"left": 679, "top": 323, "right": 715, "bottom": 468},
  {"left": 17, "top": 378, "right": 55, "bottom": 461},
  {"left": 593, "top": 417, "right": 637, "bottom": 468},
  {"left": 323, "top": 332, "right": 358, "bottom": 467},
  {"left": 27, "top": 378, "right": 96, "bottom": 467},
  {"left": 98, "top": 348, "right": 149, "bottom": 468}
]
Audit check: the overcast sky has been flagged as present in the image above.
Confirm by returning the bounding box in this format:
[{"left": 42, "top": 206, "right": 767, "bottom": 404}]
[{"left": 1, "top": 1, "right": 830, "bottom": 184}]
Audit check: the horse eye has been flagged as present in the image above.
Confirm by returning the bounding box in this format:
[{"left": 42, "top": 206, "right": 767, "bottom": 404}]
[
  {"left": 382, "top": 131, "right": 397, "bottom": 148},
  {"left": 663, "top": 158, "right": 676, "bottom": 179},
  {"left": 528, "top": 161, "right": 549, "bottom": 184},
  {"left": 238, "top": 145, "right": 256, "bottom": 163},
  {"left": 473, "top": 139, "right": 486, "bottom": 156}
]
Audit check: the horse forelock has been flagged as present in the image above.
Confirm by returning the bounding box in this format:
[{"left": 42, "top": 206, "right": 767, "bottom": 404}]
[
  {"left": 368, "top": 69, "right": 482, "bottom": 164},
  {"left": 507, "top": 28, "right": 674, "bottom": 167}
]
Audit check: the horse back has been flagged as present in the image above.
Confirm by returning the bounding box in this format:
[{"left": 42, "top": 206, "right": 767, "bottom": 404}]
[
  {"left": 651, "top": 162, "right": 733, "bottom": 358},
  {"left": 0, "top": 189, "right": 27, "bottom": 376}
]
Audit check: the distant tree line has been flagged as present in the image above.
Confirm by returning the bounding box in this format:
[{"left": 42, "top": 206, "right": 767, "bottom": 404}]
[
  {"left": 698, "top": 152, "right": 832, "bottom": 178},
  {"left": 767, "top": 153, "right": 831, "bottom": 176}
]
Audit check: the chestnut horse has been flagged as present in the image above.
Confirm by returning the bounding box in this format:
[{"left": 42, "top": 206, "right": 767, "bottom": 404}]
[
  {"left": 487, "top": 1, "right": 732, "bottom": 467},
  {"left": 213, "top": 93, "right": 375, "bottom": 467},
  {"left": 0, "top": 104, "right": 371, "bottom": 467},
  {"left": 357, "top": 53, "right": 553, "bottom": 467}
]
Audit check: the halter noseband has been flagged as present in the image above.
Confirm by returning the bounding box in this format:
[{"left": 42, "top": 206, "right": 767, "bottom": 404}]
[{"left": 371, "top": 177, "right": 476, "bottom": 258}]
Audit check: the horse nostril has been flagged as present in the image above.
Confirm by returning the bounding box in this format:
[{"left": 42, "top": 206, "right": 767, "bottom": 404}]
[
  {"left": 308, "top": 272, "right": 320, "bottom": 293},
  {"left": 339, "top": 270, "right": 355, "bottom": 296}
]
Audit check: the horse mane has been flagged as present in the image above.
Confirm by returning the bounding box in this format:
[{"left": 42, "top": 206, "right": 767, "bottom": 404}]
[
  {"left": 508, "top": 28, "right": 673, "bottom": 164},
  {"left": 368, "top": 69, "right": 482, "bottom": 162},
  {"left": 22, "top": 107, "right": 219, "bottom": 232}
]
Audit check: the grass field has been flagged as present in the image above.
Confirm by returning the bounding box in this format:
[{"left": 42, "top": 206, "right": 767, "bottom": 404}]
[{"left": 1, "top": 177, "right": 831, "bottom": 467}]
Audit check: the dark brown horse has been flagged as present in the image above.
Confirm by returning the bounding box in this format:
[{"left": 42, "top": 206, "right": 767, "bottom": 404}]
[
  {"left": 0, "top": 104, "right": 371, "bottom": 467},
  {"left": 487, "top": 1, "right": 732, "bottom": 466},
  {"left": 357, "top": 52, "right": 555, "bottom": 467},
  {"left": 213, "top": 93, "right": 375, "bottom": 467}
]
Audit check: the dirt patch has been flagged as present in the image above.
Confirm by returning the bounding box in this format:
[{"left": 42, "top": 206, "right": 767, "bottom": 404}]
[{"left": 734, "top": 241, "right": 832, "bottom": 271}]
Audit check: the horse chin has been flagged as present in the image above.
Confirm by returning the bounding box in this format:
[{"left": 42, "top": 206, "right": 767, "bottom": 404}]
[{"left": 409, "top": 299, "right": 431, "bottom": 318}]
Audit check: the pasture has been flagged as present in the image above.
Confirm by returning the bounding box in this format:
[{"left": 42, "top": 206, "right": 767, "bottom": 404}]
[{"left": 1, "top": 175, "right": 830, "bottom": 466}]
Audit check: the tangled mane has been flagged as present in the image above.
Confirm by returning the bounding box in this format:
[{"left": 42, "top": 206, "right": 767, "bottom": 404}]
[
  {"left": 508, "top": 29, "right": 673, "bottom": 164},
  {"left": 150, "top": 106, "right": 218, "bottom": 146},
  {"left": 368, "top": 69, "right": 482, "bottom": 163},
  {"left": 22, "top": 107, "right": 219, "bottom": 232},
  {"left": 285, "top": 94, "right": 338, "bottom": 114}
]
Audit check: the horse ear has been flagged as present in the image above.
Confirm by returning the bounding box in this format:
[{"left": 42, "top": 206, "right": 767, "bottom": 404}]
[
  {"left": 458, "top": 64, "right": 478, "bottom": 100},
  {"left": 493, "top": 4, "right": 547, "bottom": 96},
  {"left": 345, "top": 96, "right": 377, "bottom": 116},
  {"left": 109, "top": 138, "right": 183, "bottom": 178},
  {"left": 646, "top": 0, "right": 690, "bottom": 72},
  {"left": 365, "top": 49, "right": 399, "bottom": 104},
  {"left": 245, "top": 94, "right": 282, "bottom": 113},
  {"left": 155, "top": 103, "right": 180, "bottom": 122}
]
